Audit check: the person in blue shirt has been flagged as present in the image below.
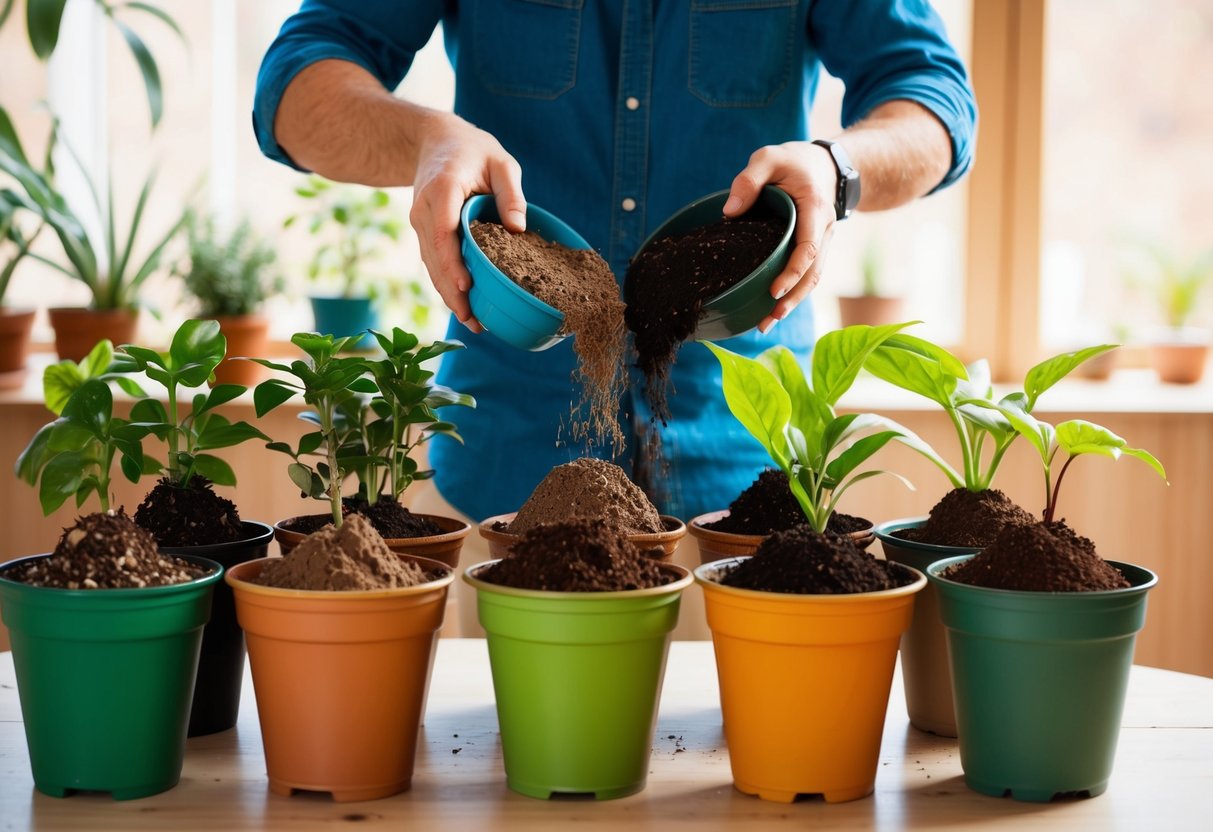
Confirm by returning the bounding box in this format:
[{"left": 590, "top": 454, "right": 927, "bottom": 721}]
[{"left": 254, "top": 1, "right": 976, "bottom": 590}]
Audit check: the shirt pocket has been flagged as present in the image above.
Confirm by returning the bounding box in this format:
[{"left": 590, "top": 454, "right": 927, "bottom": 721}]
[
  {"left": 688, "top": 0, "right": 798, "bottom": 108},
  {"left": 472, "top": 0, "right": 584, "bottom": 100}
]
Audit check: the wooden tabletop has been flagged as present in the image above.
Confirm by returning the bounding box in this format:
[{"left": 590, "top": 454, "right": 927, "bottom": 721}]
[{"left": 2, "top": 640, "right": 1210, "bottom": 831}]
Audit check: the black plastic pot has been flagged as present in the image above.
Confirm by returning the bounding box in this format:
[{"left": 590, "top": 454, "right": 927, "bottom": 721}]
[{"left": 162, "top": 521, "right": 274, "bottom": 736}]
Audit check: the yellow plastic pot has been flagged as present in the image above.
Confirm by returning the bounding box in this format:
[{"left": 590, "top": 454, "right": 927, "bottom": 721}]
[{"left": 695, "top": 557, "right": 925, "bottom": 803}]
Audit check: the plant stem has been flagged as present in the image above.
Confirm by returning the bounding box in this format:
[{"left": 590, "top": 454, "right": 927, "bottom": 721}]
[
  {"left": 319, "top": 397, "right": 342, "bottom": 527},
  {"left": 167, "top": 380, "right": 180, "bottom": 484},
  {"left": 98, "top": 447, "right": 113, "bottom": 513},
  {"left": 1044, "top": 453, "right": 1077, "bottom": 525},
  {"left": 947, "top": 407, "right": 976, "bottom": 488}
]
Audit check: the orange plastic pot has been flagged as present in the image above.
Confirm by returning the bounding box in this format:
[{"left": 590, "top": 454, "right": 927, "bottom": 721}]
[
  {"left": 695, "top": 557, "right": 925, "bottom": 803},
  {"left": 478, "top": 512, "right": 687, "bottom": 562},
  {"left": 274, "top": 512, "right": 471, "bottom": 569},
  {"left": 688, "top": 510, "right": 874, "bottom": 564},
  {"left": 227, "top": 556, "right": 453, "bottom": 801}
]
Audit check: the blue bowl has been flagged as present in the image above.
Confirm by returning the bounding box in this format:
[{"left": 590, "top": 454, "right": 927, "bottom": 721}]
[{"left": 461, "top": 195, "right": 592, "bottom": 351}]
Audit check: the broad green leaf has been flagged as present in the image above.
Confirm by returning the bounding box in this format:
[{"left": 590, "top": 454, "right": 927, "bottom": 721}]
[
  {"left": 265, "top": 441, "right": 295, "bottom": 456},
  {"left": 42, "top": 360, "right": 84, "bottom": 415},
  {"left": 759, "top": 345, "right": 824, "bottom": 450},
  {"left": 15, "top": 422, "right": 56, "bottom": 483},
  {"left": 424, "top": 384, "right": 475, "bottom": 409},
  {"left": 168, "top": 319, "right": 224, "bottom": 374},
  {"left": 61, "top": 379, "right": 112, "bottom": 439},
  {"left": 39, "top": 450, "right": 86, "bottom": 515},
  {"left": 880, "top": 333, "right": 969, "bottom": 378},
  {"left": 120, "top": 344, "right": 167, "bottom": 371},
  {"left": 954, "top": 358, "right": 993, "bottom": 402},
  {"left": 864, "top": 341, "right": 957, "bottom": 407},
  {"left": 201, "top": 384, "right": 245, "bottom": 412},
  {"left": 47, "top": 421, "right": 95, "bottom": 453},
  {"left": 824, "top": 430, "right": 901, "bottom": 484},
  {"left": 704, "top": 341, "right": 792, "bottom": 468},
  {"left": 120, "top": 452, "right": 143, "bottom": 484},
  {"left": 1120, "top": 447, "right": 1168, "bottom": 482},
  {"left": 848, "top": 412, "right": 963, "bottom": 489},
  {"left": 253, "top": 379, "right": 297, "bottom": 416},
  {"left": 298, "top": 430, "right": 324, "bottom": 455},
  {"left": 26, "top": 0, "right": 68, "bottom": 59},
  {"left": 825, "top": 469, "right": 915, "bottom": 519},
  {"left": 288, "top": 462, "right": 315, "bottom": 494},
  {"left": 1054, "top": 421, "right": 1166, "bottom": 482},
  {"left": 82, "top": 339, "right": 115, "bottom": 379},
  {"left": 349, "top": 376, "right": 378, "bottom": 394},
  {"left": 990, "top": 394, "right": 1056, "bottom": 463},
  {"left": 192, "top": 453, "right": 236, "bottom": 487},
  {"left": 194, "top": 420, "right": 267, "bottom": 451},
  {"left": 414, "top": 338, "right": 463, "bottom": 363},
  {"left": 111, "top": 17, "right": 163, "bottom": 128},
  {"left": 113, "top": 377, "right": 148, "bottom": 399},
  {"left": 812, "top": 322, "right": 915, "bottom": 406},
  {"left": 1024, "top": 345, "right": 1118, "bottom": 410},
  {"left": 129, "top": 397, "right": 168, "bottom": 425},
  {"left": 0, "top": 102, "right": 27, "bottom": 164}
]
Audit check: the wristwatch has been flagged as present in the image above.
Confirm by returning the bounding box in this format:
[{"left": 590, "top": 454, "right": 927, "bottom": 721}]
[{"left": 811, "top": 139, "right": 861, "bottom": 221}]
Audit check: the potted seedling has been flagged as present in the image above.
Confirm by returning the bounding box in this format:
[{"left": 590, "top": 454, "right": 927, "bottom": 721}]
[
  {"left": 693, "top": 324, "right": 952, "bottom": 803},
  {"left": 863, "top": 336, "right": 1117, "bottom": 735},
  {"left": 177, "top": 212, "right": 284, "bottom": 387},
  {"left": 4, "top": 376, "right": 221, "bottom": 799},
  {"left": 928, "top": 405, "right": 1166, "bottom": 801},
  {"left": 228, "top": 329, "right": 455, "bottom": 800},
  {"left": 1124, "top": 243, "right": 1212, "bottom": 384},
  {"left": 115, "top": 318, "right": 275, "bottom": 735},
  {"left": 837, "top": 237, "right": 905, "bottom": 328},
  {"left": 256, "top": 327, "right": 474, "bottom": 567}
]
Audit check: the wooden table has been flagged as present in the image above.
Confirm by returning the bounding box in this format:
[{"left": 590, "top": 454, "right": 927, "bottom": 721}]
[{"left": 2, "top": 640, "right": 1210, "bottom": 830}]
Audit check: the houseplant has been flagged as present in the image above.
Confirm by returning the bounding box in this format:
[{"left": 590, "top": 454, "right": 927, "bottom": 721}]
[
  {"left": 6, "top": 375, "right": 221, "bottom": 798},
  {"left": 929, "top": 408, "right": 1166, "bottom": 801},
  {"left": 0, "top": 107, "right": 45, "bottom": 387},
  {"left": 693, "top": 324, "right": 942, "bottom": 802},
  {"left": 116, "top": 318, "right": 275, "bottom": 735},
  {"left": 837, "top": 237, "right": 904, "bottom": 327},
  {"left": 285, "top": 175, "right": 406, "bottom": 347},
  {"left": 176, "top": 212, "right": 283, "bottom": 386},
  {"left": 1126, "top": 244, "right": 1212, "bottom": 384},
  {"left": 255, "top": 328, "right": 474, "bottom": 567},
  {"left": 865, "top": 337, "right": 1118, "bottom": 735}
]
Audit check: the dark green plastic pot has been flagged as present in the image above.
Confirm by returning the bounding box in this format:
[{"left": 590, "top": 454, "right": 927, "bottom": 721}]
[
  {"left": 929, "top": 555, "right": 1158, "bottom": 802},
  {"left": 633, "top": 186, "right": 795, "bottom": 340},
  {"left": 162, "top": 520, "right": 273, "bottom": 737},
  {"left": 464, "top": 561, "right": 693, "bottom": 800},
  {"left": 875, "top": 518, "right": 981, "bottom": 738},
  {"left": 0, "top": 554, "right": 222, "bottom": 799}
]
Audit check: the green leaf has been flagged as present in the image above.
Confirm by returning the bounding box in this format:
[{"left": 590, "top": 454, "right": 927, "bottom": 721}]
[
  {"left": 1053, "top": 421, "right": 1166, "bottom": 483},
  {"left": 129, "top": 397, "right": 168, "bottom": 425},
  {"left": 253, "top": 380, "right": 297, "bottom": 416},
  {"left": 287, "top": 462, "right": 315, "bottom": 494},
  {"left": 120, "top": 344, "right": 167, "bottom": 371},
  {"left": 298, "top": 430, "right": 324, "bottom": 455},
  {"left": 0, "top": 0, "right": 13, "bottom": 29},
  {"left": 864, "top": 341, "right": 958, "bottom": 408},
  {"left": 194, "top": 420, "right": 267, "bottom": 451},
  {"left": 1024, "top": 345, "right": 1118, "bottom": 411},
  {"left": 42, "top": 360, "right": 84, "bottom": 415},
  {"left": 111, "top": 17, "right": 163, "bottom": 128},
  {"left": 845, "top": 412, "right": 963, "bottom": 489},
  {"left": 47, "top": 421, "right": 95, "bottom": 453},
  {"left": 265, "top": 441, "right": 295, "bottom": 456},
  {"left": 120, "top": 452, "right": 143, "bottom": 484},
  {"left": 119, "top": 2, "right": 187, "bottom": 44},
  {"left": 15, "top": 422, "right": 57, "bottom": 483},
  {"left": 168, "top": 319, "right": 225, "bottom": 375},
  {"left": 82, "top": 339, "right": 115, "bottom": 378},
  {"left": 954, "top": 358, "right": 993, "bottom": 402},
  {"left": 758, "top": 345, "right": 825, "bottom": 453},
  {"left": 703, "top": 341, "right": 792, "bottom": 469},
  {"left": 812, "top": 322, "right": 915, "bottom": 406},
  {"left": 424, "top": 384, "right": 475, "bottom": 409},
  {"left": 39, "top": 451, "right": 86, "bottom": 515},
  {"left": 990, "top": 394, "right": 1056, "bottom": 464},
  {"left": 1119, "top": 447, "right": 1169, "bottom": 482},
  {"left": 113, "top": 377, "right": 148, "bottom": 399},
  {"left": 61, "top": 379, "right": 112, "bottom": 439},
  {"left": 825, "top": 430, "right": 902, "bottom": 484},
  {"left": 192, "top": 453, "right": 236, "bottom": 486},
  {"left": 26, "top": 0, "right": 68, "bottom": 59},
  {"left": 200, "top": 383, "right": 245, "bottom": 412}
]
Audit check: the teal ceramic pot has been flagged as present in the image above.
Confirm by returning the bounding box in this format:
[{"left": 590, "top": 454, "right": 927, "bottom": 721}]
[
  {"left": 874, "top": 518, "right": 981, "bottom": 738},
  {"left": 309, "top": 296, "right": 378, "bottom": 348},
  {"left": 929, "top": 555, "right": 1158, "bottom": 802}
]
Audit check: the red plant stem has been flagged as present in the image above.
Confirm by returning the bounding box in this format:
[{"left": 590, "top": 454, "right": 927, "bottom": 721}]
[{"left": 1045, "top": 454, "right": 1077, "bottom": 524}]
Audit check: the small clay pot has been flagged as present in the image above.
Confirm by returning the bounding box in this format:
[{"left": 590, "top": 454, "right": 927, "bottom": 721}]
[
  {"left": 688, "top": 509, "right": 875, "bottom": 565},
  {"left": 1149, "top": 342, "right": 1208, "bottom": 384},
  {"left": 274, "top": 512, "right": 471, "bottom": 569},
  {"left": 477, "top": 513, "right": 687, "bottom": 562},
  {"left": 837, "top": 296, "right": 906, "bottom": 328},
  {"left": 211, "top": 314, "right": 271, "bottom": 387},
  {"left": 48, "top": 307, "right": 138, "bottom": 362},
  {"left": 0, "top": 307, "right": 36, "bottom": 389}
]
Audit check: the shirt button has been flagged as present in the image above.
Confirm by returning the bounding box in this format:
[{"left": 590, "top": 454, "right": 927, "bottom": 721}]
[
  {"left": 621, "top": 198, "right": 637, "bottom": 212},
  {"left": 626, "top": 96, "right": 640, "bottom": 111}
]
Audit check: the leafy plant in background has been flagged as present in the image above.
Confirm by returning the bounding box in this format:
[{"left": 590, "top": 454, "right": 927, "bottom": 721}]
[
  {"left": 177, "top": 212, "right": 283, "bottom": 317},
  {"left": 0, "top": 105, "right": 52, "bottom": 306},
  {"left": 40, "top": 337, "right": 145, "bottom": 415},
  {"left": 1, "top": 0, "right": 184, "bottom": 129},
  {"left": 704, "top": 324, "right": 952, "bottom": 534},
  {"left": 119, "top": 319, "right": 268, "bottom": 488},
  {"left": 1122, "top": 243, "right": 1213, "bottom": 331},
  {"left": 863, "top": 337, "right": 1117, "bottom": 492}
]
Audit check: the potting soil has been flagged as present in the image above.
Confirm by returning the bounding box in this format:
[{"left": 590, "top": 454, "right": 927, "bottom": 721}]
[
  {"left": 282, "top": 496, "right": 443, "bottom": 538},
  {"left": 623, "top": 214, "right": 785, "bottom": 424},
  {"left": 1, "top": 510, "right": 207, "bottom": 589},
  {"left": 509, "top": 457, "right": 664, "bottom": 535},
  {"left": 471, "top": 220, "right": 627, "bottom": 453},
  {"left": 135, "top": 476, "right": 243, "bottom": 547},
  {"left": 479, "top": 518, "right": 671, "bottom": 591},
  {"left": 897, "top": 487, "right": 1036, "bottom": 548},
  {"left": 943, "top": 520, "right": 1130, "bottom": 592},
  {"left": 255, "top": 513, "right": 432, "bottom": 591},
  {"left": 704, "top": 468, "right": 870, "bottom": 535},
  {"left": 719, "top": 525, "right": 912, "bottom": 594}
]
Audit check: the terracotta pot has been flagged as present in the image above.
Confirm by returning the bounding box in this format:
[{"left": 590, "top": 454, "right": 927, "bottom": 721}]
[
  {"left": 274, "top": 512, "right": 471, "bottom": 568},
  {"left": 688, "top": 509, "right": 875, "bottom": 565},
  {"left": 48, "top": 307, "right": 138, "bottom": 362},
  {"left": 1149, "top": 343, "right": 1208, "bottom": 384},
  {"left": 477, "top": 512, "right": 687, "bottom": 562},
  {"left": 227, "top": 555, "right": 453, "bottom": 801},
  {"left": 210, "top": 314, "right": 270, "bottom": 387},
  {"left": 837, "top": 296, "right": 905, "bottom": 328},
  {"left": 0, "top": 307, "right": 36, "bottom": 390},
  {"left": 1074, "top": 348, "right": 1118, "bottom": 381}
]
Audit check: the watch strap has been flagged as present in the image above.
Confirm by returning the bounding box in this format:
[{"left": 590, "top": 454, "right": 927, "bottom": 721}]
[{"left": 811, "top": 138, "right": 861, "bottom": 220}]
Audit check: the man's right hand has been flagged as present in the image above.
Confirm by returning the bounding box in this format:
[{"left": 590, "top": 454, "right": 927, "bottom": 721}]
[{"left": 410, "top": 112, "right": 528, "bottom": 334}]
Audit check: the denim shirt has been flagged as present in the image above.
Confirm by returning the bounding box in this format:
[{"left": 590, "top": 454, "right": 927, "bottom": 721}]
[{"left": 254, "top": 0, "right": 976, "bottom": 522}]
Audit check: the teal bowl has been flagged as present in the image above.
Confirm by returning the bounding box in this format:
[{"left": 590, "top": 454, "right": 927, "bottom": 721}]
[
  {"left": 634, "top": 186, "right": 795, "bottom": 341},
  {"left": 461, "top": 195, "right": 591, "bottom": 351}
]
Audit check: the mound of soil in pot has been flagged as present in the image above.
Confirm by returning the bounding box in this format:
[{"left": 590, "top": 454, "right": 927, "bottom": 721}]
[
  {"left": 283, "top": 497, "right": 443, "bottom": 539},
  {"left": 256, "top": 514, "right": 434, "bottom": 591},
  {"left": 1, "top": 510, "right": 207, "bottom": 589},
  {"left": 510, "top": 457, "right": 663, "bottom": 535},
  {"left": 703, "top": 468, "right": 871, "bottom": 535},
  {"left": 478, "top": 518, "right": 671, "bottom": 592},
  {"left": 135, "top": 476, "right": 243, "bottom": 547},
  {"left": 719, "top": 526, "right": 912, "bottom": 595},
  {"left": 471, "top": 220, "right": 627, "bottom": 453},
  {"left": 944, "top": 521, "right": 1129, "bottom": 592},
  {"left": 624, "top": 212, "right": 785, "bottom": 424},
  {"left": 898, "top": 488, "right": 1036, "bottom": 548}
]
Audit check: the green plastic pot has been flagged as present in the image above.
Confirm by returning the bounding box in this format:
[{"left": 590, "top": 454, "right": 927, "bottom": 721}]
[
  {"left": 463, "top": 561, "right": 693, "bottom": 800},
  {"left": 874, "top": 517, "right": 981, "bottom": 738},
  {"left": 929, "top": 555, "right": 1158, "bottom": 802},
  {"left": 0, "top": 554, "right": 222, "bottom": 800}
]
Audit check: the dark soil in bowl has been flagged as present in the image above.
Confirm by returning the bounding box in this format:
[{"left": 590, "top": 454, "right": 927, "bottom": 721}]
[
  {"left": 284, "top": 496, "right": 443, "bottom": 539},
  {"left": 719, "top": 526, "right": 912, "bottom": 595},
  {"left": 703, "top": 468, "right": 870, "bottom": 535},
  {"left": 471, "top": 220, "right": 627, "bottom": 452},
  {"left": 2, "top": 510, "right": 208, "bottom": 588},
  {"left": 135, "top": 477, "right": 243, "bottom": 547},
  {"left": 896, "top": 488, "right": 1036, "bottom": 548},
  {"left": 478, "top": 518, "right": 672, "bottom": 592},
  {"left": 624, "top": 212, "right": 785, "bottom": 424},
  {"left": 943, "top": 520, "right": 1129, "bottom": 592}
]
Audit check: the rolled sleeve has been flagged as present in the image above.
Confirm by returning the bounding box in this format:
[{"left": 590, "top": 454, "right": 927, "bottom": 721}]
[
  {"left": 253, "top": 0, "right": 445, "bottom": 170},
  {"left": 809, "top": 0, "right": 978, "bottom": 191}
]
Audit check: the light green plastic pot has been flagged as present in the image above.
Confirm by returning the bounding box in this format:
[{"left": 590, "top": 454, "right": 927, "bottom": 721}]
[
  {"left": 875, "top": 517, "right": 981, "bottom": 738},
  {"left": 464, "top": 561, "right": 693, "bottom": 800},
  {"left": 0, "top": 554, "right": 222, "bottom": 800},
  {"left": 929, "top": 555, "right": 1158, "bottom": 802}
]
